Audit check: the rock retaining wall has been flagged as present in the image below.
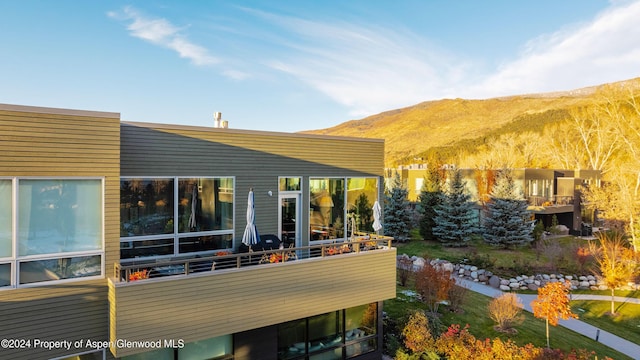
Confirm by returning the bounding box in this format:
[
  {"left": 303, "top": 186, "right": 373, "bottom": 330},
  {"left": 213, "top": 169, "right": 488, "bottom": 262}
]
[{"left": 397, "top": 254, "right": 639, "bottom": 291}]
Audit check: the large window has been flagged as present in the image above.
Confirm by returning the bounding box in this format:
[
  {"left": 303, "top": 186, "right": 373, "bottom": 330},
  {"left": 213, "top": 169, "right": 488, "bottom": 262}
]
[
  {"left": 120, "top": 177, "right": 234, "bottom": 261},
  {"left": 346, "top": 178, "right": 379, "bottom": 235},
  {"left": 118, "top": 335, "right": 232, "bottom": 360},
  {"left": 309, "top": 178, "right": 344, "bottom": 240},
  {"left": 0, "top": 178, "right": 104, "bottom": 288},
  {"left": 309, "top": 177, "right": 378, "bottom": 241},
  {"left": 177, "top": 178, "right": 233, "bottom": 232},
  {"left": 0, "top": 180, "right": 11, "bottom": 287},
  {"left": 278, "top": 303, "right": 377, "bottom": 359}
]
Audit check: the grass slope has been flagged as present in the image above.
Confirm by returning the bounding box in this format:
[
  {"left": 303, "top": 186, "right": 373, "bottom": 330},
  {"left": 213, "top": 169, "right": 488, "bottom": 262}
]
[
  {"left": 571, "top": 299, "right": 640, "bottom": 345},
  {"left": 385, "top": 285, "right": 633, "bottom": 359},
  {"left": 303, "top": 78, "right": 640, "bottom": 166}
]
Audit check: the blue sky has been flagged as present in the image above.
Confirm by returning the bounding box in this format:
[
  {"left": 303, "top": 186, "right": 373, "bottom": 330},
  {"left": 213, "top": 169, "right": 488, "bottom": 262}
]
[{"left": 1, "top": 1, "right": 639, "bottom": 132}]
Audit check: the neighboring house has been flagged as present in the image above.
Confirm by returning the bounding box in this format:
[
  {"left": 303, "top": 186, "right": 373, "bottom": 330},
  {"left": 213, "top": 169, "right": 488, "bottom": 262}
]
[
  {"left": 0, "top": 104, "right": 396, "bottom": 360},
  {"left": 392, "top": 165, "right": 601, "bottom": 234}
]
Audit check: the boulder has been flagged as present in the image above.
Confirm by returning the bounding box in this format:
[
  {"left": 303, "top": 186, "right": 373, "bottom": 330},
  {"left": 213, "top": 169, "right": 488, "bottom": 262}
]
[
  {"left": 441, "top": 262, "right": 454, "bottom": 273},
  {"left": 413, "top": 257, "right": 426, "bottom": 269},
  {"left": 500, "top": 285, "right": 511, "bottom": 291},
  {"left": 489, "top": 275, "right": 501, "bottom": 288}
]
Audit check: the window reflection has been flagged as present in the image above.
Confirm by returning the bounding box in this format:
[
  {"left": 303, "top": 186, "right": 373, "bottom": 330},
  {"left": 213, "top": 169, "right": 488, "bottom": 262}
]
[
  {"left": 277, "top": 304, "right": 377, "bottom": 359},
  {"left": 309, "top": 178, "right": 344, "bottom": 240},
  {"left": 120, "top": 177, "right": 234, "bottom": 261},
  {"left": 0, "top": 263, "right": 10, "bottom": 287},
  {"left": 120, "top": 179, "right": 174, "bottom": 237},
  {"left": 279, "top": 177, "right": 301, "bottom": 191},
  {"left": 178, "top": 178, "right": 233, "bottom": 233},
  {"left": 19, "top": 255, "right": 102, "bottom": 285},
  {"left": 19, "top": 179, "right": 103, "bottom": 256},
  {"left": 310, "top": 177, "right": 378, "bottom": 241},
  {"left": 0, "top": 180, "right": 10, "bottom": 258},
  {"left": 346, "top": 178, "right": 378, "bottom": 235}
]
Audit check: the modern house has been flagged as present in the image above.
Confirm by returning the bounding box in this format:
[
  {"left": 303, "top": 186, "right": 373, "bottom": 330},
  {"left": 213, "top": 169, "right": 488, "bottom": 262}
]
[
  {"left": 394, "top": 165, "right": 601, "bottom": 234},
  {"left": 0, "top": 103, "right": 396, "bottom": 360}
]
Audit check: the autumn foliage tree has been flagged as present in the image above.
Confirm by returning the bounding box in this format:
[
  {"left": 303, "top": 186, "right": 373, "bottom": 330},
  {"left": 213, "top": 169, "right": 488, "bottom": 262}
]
[
  {"left": 531, "top": 281, "right": 578, "bottom": 349},
  {"left": 414, "top": 262, "right": 455, "bottom": 313},
  {"left": 588, "top": 231, "right": 639, "bottom": 315},
  {"left": 401, "top": 311, "right": 435, "bottom": 355}
]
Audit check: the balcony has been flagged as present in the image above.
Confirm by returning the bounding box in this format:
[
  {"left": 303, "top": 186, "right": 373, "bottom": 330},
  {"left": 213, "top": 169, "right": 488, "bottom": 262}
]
[
  {"left": 527, "top": 195, "right": 575, "bottom": 214},
  {"left": 107, "top": 237, "right": 397, "bottom": 358}
]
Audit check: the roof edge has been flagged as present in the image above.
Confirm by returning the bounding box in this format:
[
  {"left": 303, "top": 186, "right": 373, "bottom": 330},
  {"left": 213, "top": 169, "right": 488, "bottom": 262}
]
[
  {"left": 0, "top": 103, "right": 120, "bottom": 119},
  {"left": 122, "top": 120, "right": 385, "bottom": 143}
]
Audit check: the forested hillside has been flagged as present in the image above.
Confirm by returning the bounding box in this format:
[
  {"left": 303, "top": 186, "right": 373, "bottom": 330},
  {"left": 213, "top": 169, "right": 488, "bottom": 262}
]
[
  {"left": 306, "top": 78, "right": 640, "bottom": 250},
  {"left": 303, "top": 78, "right": 640, "bottom": 168}
]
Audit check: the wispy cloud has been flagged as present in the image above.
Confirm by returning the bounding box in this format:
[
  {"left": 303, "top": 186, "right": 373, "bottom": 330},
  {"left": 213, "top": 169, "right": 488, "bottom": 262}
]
[
  {"left": 251, "top": 9, "right": 465, "bottom": 117},
  {"left": 466, "top": 1, "right": 640, "bottom": 97},
  {"left": 251, "top": 1, "right": 640, "bottom": 117},
  {"left": 108, "top": 7, "right": 218, "bottom": 66},
  {"left": 108, "top": 3, "right": 640, "bottom": 119}
]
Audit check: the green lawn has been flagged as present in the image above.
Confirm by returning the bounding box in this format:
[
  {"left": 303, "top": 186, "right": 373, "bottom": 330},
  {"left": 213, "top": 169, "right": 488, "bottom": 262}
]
[
  {"left": 395, "top": 237, "right": 583, "bottom": 278},
  {"left": 571, "top": 299, "right": 640, "bottom": 345},
  {"left": 387, "top": 237, "right": 639, "bottom": 359},
  {"left": 572, "top": 289, "right": 640, "bottom": 298},
  {"left": 385, "top": 285, "right": 633, "bottom": 359}
]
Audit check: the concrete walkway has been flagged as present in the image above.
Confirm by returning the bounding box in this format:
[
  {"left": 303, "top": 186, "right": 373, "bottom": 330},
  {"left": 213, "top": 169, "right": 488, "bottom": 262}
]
[{"left": 455, "top": 278, "right": 640, "bottom": 360}]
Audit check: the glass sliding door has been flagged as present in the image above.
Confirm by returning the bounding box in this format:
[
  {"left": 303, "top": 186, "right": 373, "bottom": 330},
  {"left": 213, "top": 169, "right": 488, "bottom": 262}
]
[{"left": 280, "top": 195, "right": 300, "bottom": 248}]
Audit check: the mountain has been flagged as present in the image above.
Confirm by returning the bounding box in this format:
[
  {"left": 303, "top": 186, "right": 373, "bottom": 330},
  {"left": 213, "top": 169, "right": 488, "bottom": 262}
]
[{"left": 302, "top": 78, "right": 640, "bottom": 167}]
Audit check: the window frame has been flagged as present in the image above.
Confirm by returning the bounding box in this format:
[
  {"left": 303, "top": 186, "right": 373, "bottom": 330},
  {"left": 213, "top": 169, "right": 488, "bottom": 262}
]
[
  {"left": 119, "top": 176, "right": 235, "bottom": 263},
  {"left": 0, "top": 177, "right": 105, "bottom": 289},
  {"left": 308, "top": 176, "right": 379, "bottom": 243}
]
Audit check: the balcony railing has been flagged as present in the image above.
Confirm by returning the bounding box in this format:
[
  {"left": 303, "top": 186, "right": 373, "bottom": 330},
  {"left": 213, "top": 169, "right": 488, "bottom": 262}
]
[
  {"left": 114, "top": 235, "right": 393, "bottom": 283},
  {"left": 528, "top": 195, "right": 574, "bottom": 207}
]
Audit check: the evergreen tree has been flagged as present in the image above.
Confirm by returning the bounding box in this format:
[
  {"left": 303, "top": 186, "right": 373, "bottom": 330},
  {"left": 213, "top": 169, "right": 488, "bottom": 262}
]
[
  {"left": 351, "top": 193, "right": 373, "bottom": 232},
  {"left": 483, "top": 169, "right": 534, "bottom": 248},
  {"left": 384, "top": 172, "right": 411, "bottom": 242},
  {"left": 433, "top": 168, "right": 478, "bottom": 246},
  {"left": 417, "top": 166, "right": 443, "bottom": 241}
]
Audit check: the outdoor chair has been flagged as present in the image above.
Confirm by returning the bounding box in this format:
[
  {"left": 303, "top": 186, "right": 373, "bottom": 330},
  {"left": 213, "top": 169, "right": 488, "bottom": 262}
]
[{"left": 285, "top": 243, "right": 298, "bottom": 261}]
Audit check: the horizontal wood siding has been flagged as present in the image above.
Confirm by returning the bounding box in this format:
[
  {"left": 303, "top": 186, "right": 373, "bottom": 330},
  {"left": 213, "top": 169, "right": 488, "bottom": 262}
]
[
  {"left": 0, "top": 106, "right": 120, "bottom": 360},
  {"left": 120, "top": 122, "right": 385, "bottom": 243},
  {"left": 109, "top": 248, "right": 396, "bottom": 357},
  {"left": 120, "top": 123, "right": 384, "bottom": 176}
]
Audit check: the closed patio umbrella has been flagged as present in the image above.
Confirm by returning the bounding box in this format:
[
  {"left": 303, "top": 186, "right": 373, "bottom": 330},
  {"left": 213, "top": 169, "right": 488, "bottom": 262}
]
[
  {"left": 372, "top": 201, "right": 382, "bottom": 233},
  {"left": 242, "top": 188, "right": 260, "bottom": 250}
]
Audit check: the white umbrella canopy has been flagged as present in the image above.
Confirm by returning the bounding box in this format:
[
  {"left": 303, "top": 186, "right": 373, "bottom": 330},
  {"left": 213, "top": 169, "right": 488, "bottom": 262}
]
[
  {"left": 242, "top": 189, "right": 260, "bottom": 248},
  {"left": 372, "top": 201, "right": 383, "bottom": 233}
]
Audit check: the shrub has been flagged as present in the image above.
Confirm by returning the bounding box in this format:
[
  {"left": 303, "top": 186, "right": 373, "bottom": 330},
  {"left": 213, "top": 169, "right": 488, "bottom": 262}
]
[
  {"left": 415, "top": 261, "right": 455, "bottom": 313},
  {"left": 488, "top": 293, "right": 523, "bottom": 332},
  {"left": 402, "top": 311, "right": 435, "bottom": 353},
  {"left": 398, "top": 257, "right": 414, "bottom": 287},
  {"left": 447, "top": 283, "right": 470, "bottom": 314}
]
